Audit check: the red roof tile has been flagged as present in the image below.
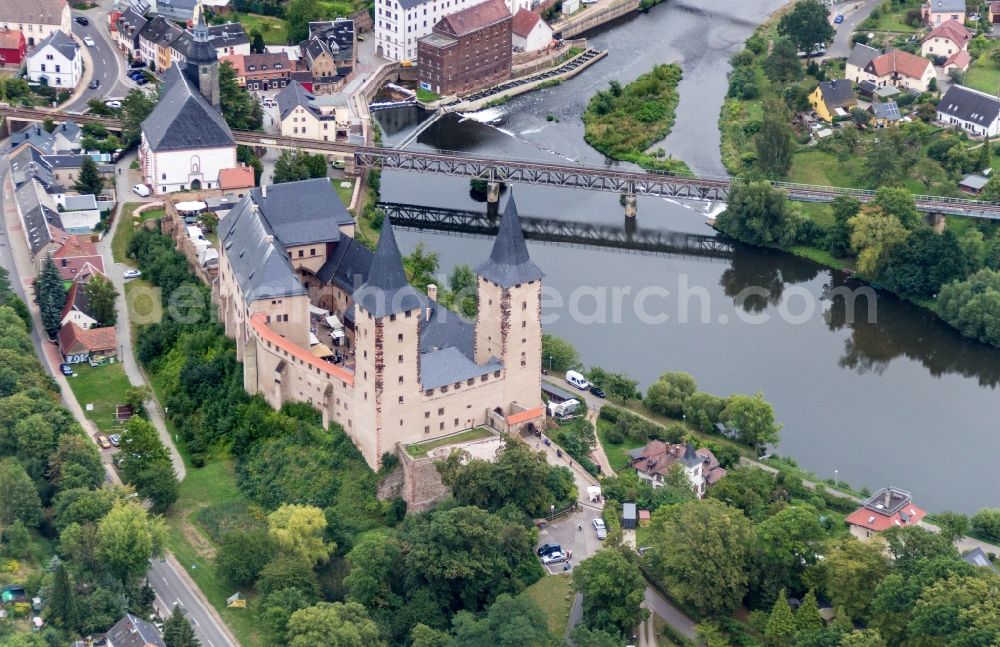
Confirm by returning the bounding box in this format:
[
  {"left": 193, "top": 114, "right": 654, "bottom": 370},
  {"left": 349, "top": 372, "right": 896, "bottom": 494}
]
[
  {"left": 946, "top": 50, "right": 972, "bottom": 70},
  {"left": 512, "top": 8, "right": 541, "bottom": 37},
  {"left": 58, "top": 322, "right": 118, "bottom": 355},
  {"left": 866, "top": 49, "right": 932, "bottom": 80},
  {"left": 438, "top": 0, "right": 511, "bottom": 37},
  {"left": 845, "top": 502, "right": 927, "bottom": 532},
  {"left": 0, "top": 30, "right": 25, "bottom": 51},
  {"left": 250, "top": 313, "right": 354, "bottom": 384},
  {"left": 53, "top": 234, "right": 98, "bottom": 258},
  {"left": 218, "top": 166, "right": 255, "bottom": 190},
  {"left": 506, "top": 406, "right": 543, "bottom": 425},
  {"left": 924, "top": 19, "right": 973, "bottom": 48},
  {"left": 55, "top": 255, "right": 105, "bottom": 281}
]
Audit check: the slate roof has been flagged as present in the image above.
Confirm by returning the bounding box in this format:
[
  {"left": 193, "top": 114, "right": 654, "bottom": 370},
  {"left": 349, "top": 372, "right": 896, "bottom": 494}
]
[
  {"left": 276, "top": 80, "right": 314, "bottom": 120},
  {"left": 475, "top": 193, "right": 543, "bottom": 287},
  {"left": 206, "top": 22, "right": 249, "bottom": 49},
  {"left": 960, "top": 174, "right": 990, "bottom": 190},
  {"left": 938, "top": 84, "right": 1000, "bottom": 126},
  {"left": 817, "top": 79, "right": 855, "bottom": 111},
  {"left": 307, "top": 19, "right": 355, "bottom": 62},
  {"left": 44, "top": 154, "right": 90, "bottom": 169},
  {"left": 9, "top": 143, "right": 55, "bottom": 188},
  {"left": 250, "top": 178, "right": 351, "bottom": 246},
  {"left": 847, "top": 43, "right": 880, "bottom": 70},
  {"left": 105, "top": 613, "right": 166, "bottom": 647},
  {"left": 116, "top": 7, "right": 149, "bottom": 45},
  {"left": 316, "top": 234, "right": 370, "bottom": 291},
  {"left": 963, "top": 547, "right": 999, "bottom": 572},
  {"left": 866, "top": 49, "right": 932, "bottom": 80},
  {"left": 139, "top": 15, "right": 182, "bottom": 49},
  {"left": 927, "top": 0, "right": 966, "bottom": 12},
  {"left": 3, "top": 0, "right": 67, "bottom": 26},
  {"left": 219, "top": 193, "right": 306, "bottom": 302},
  {"left": 9, "top": 126, "right": 55, "bottom": 155},
  {"left": 436, "top": 0, "right": 512, "bottom": 37},
  {"left": 15, "top": 179, "right": 62, "bottom": 255},
  {"left": 512, "top": 8, "right": 541, "bottom": 37},
  {"left": 422, "top": 346, "right": 502, "bottom": 390},
  {"left": 34, "top": 29, "right": 78, "bottom": 61},
  {"left": 353, "top": 219, "right": 424, "bottom": 317},
  {"left": 61, "top": 280, "right": 95, "bottom": 321},
  {"left": 871, "top": 101, "right": 901, "bottom": 122},
  {"left": 141, "top": 64, "right": 234, "bottom": 152}
]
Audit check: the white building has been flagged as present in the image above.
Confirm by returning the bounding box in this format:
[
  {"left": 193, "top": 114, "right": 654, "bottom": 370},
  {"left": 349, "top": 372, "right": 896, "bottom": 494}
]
[
  {"left": 512, "top": 8, "right": 552, "bottom": 53},
  {"left": 937, "top": 84, "right": 1000, "bottom": 138},
  {"left": 27, "top": 30, "right": 81, "bottom": 89},
  {"left": 375, "top": 0, "right": 528, "bottom": 62},
  {"left": 628, "top": 440, "right": 727, "bottom": 499},
  {"left": 139, "top": 65, "right": 236, "bottom": 194},
  {"left": 0, "top": 0, "right": 72, "bottom": 47},
  {"left": 275, "top": 80, "right": 351, "bottom": 141}
]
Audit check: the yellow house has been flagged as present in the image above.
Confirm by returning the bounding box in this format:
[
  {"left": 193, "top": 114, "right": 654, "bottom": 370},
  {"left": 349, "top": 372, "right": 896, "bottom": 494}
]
[{"left": 809, "top": 79, "right": 857, "bottom": 122}]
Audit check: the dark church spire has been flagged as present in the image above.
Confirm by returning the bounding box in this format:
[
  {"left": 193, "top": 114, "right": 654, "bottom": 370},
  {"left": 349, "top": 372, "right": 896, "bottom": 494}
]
[
  {"left": 475, "top": 192, "right": 543, "bottom": 287},
  {"left": 354, "top": 218, "right": 423, "bottom": 317}
]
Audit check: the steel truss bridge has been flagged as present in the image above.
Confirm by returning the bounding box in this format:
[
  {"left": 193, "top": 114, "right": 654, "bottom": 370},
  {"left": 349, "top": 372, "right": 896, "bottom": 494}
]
[
  {"left": 379, "top": 202, "right": 735, "bottom": 260},
  {"left": 5, "top": 106, "right": 1000, "bottom": 219}
]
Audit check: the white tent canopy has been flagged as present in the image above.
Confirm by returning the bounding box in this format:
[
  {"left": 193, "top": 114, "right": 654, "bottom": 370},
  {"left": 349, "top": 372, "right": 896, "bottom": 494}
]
[
  {"left": 325, "top": 315, "right": 344, "bottom": 330},
  {"left": 175, "top": 201, "right": 207, "bottom": 212},
  {"left": 310, "top": 305, "right": 329, "bottom": 317}
]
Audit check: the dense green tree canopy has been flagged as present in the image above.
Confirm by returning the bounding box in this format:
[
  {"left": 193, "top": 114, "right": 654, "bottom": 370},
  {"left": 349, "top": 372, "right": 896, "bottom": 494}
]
[
  {"left": 716, "top": 182, "right": 792, "bottom": 247},
  {"left": 778, "top": 0, "right": 834, "bottom": 52},
  {"left": 573, "top": 548, "right": 647, "bottom": 638}
]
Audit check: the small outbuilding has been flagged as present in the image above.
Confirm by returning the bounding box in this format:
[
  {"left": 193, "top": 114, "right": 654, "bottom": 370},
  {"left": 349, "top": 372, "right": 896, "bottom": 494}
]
[
  {"left": 960, "top": 174, "right": 990, "bottom": 195},
  {"left": 622, "top": 502, "right": 637, "bottom": 529}
]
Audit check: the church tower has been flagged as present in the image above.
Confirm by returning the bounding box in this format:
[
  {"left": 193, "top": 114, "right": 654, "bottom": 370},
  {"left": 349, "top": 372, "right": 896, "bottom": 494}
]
[
  {"left": 352, "top": 218, "right": 423, "bottom": 467},
  {"left": 184, "top": 14, "right": 220, "bottom": 107},
  {"left": 474, "top": 193, "right": 544, "bottom": 412}
]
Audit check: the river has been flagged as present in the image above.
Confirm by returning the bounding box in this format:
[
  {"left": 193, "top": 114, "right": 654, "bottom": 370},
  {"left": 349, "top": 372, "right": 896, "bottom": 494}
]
[{"left": 372, "top": 0, "right": 1000, "bottom": 514}]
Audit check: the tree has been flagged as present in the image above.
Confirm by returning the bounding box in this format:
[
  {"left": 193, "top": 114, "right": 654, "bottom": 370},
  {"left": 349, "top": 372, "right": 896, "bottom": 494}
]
[
  {"left": 764, "top": 37, "right": 802, "bottom": 83},
  {"left": 827, "top": 196, "right": 860, "bottom": 258},
  {"left": 650, "top": 499, "right": 753, "bottom": 616},
  {"left": 163, "top": 605, "right": 200, "bottom": 647},
  {"left": 96, "top": 500, "right": 166, "bottom": 587},
  {"left": 755, "top": 103, "right": 794, "bottom": 179},
  {"left": 644, "top": 371, "right": 696, "bottom": 417},
  {"left": 0, "top": 458, "right": 42, "bottom": 527},
  {"left": 764, "top": 590, "right": 796, "bottom": 647},
  {"left": 715, "top": 181, "right": 792, "bottom": 247},
  {"left": 848, "top": 207, "right": 908, "bottom": 279},
  {"left": 912, "top": 157, "right": 947, "bottom": 191},
  {"left": 118, "top": 417, "right": 172, "bottom": 485},
  {"left": 938, "top": 270, "right": 1000, "bottom": 347},
  {"left": 403, "top": 243, "right": 439, "bottom": 291},
  {"left": 448, "top": 264, "right": 478, "bottom": 318},
  {"left": 85, "top": 275, "right": 119, "bottom": 326},
  {"left": 796, "top": 590, "right": 824, "bottom": 635},
  {"left": 272, "top": 150, "right": 327, "bottom": 183},
  {"left": 542, "top": 333, "right": 579, "bottom": 372},
  {"left": 871, "top": 187, "right": 919, "bottom": 230},
  {"left": 879, "top": 229, "right": 971, "bottom": 298},
  {"left": 721, "top": 392, "right": 781, "bottom": 451},
  {"left": 573, "top": 548, "right": 647, "bottom": 638},
  {"left": 49, "top": 435, "right": 104, "bottom": 492},
  {"left": 257, "top": 555, "right": 321, "bottom": 599},
  {"left": 46, "top": 563, "right": 78, "bottom": 631},
  {"left": 133, "top": 461, "right": 179, "bottom": 513},
  {"left": 217, "top": 529, "right": 276, "bottom": 587},
  {"left": 286, "top": 0, "right": 324, "bottom": 42},
  {"left": 604, "top": 372, "right": 641, "bottom": 402},
  {"left": 250, "top": 29, "right": 265, "bottom": 54},
  {"left": 909, "top": 574, "right": 1000, "bottom": 644},
  {"left": 778, "top": 0, "right": 835, "bottom": 53},
  {"left": 411, "top": 624, "right": 453, "bottom": 647},
  {"left": 751, "top": 505, "right": 825, "bottom": 607},
  {"left": 451, "top": 593, "right": 552, "bottom": 647},
  {"left": 863, "top": 134, "right": 905, "bottom": 187},
  {"left": 219, "top": 61, "right": 263, "bottom": 130},
  {"left": 120, "top": 89, "right": 156, "bottom": 146},
  {"left": 971, "top": 507, "right": 1000, "bottom": 539},
  {"left": 840, "top": 629, "right": 886, "bottom": 647},
  {"left": 814, "top": 538, "right": 889, "bottom": 622},
  {"left": 287, "top": 601, "right": 386, "bottom": 647},
  {"left": 238, "top": 145, "right": 263, "bottom": 185},
  {"left": 268, "top": 504, "right": 333, "bottom": 565},
  {"left": 34, "top": 255, "right": 66, "bottom": 339},
  {"left": 1, "top": 519, "right": 31, "bottom": 558},
  {"left": 850, "top": 107, "right": 871, "bottom": 128},
  {"left": 262, "top": 587, "right": 312, "bottom": 644},
  {"left": 73, "top": 156, "right": 104, "bottom": 195},
  {"left": 983, "top": 174, "right": 1000, "bottom": 203},
  {"left": 934, "top": 511, "right": 969, "bottom": 543}
]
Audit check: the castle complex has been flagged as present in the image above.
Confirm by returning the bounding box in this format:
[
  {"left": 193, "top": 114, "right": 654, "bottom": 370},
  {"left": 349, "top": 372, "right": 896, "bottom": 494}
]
[{"left": 217, "top": 182, "right": 545, "bottom": 469}]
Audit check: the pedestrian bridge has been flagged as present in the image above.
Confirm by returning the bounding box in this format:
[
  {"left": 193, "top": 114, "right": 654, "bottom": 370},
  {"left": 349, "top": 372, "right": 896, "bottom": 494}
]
[
  {"left": 378, "top": 202, "right": 735, "bottom": 260},
  {"left": 3, "top": 105, "right": 1000, "bottom": 219}
]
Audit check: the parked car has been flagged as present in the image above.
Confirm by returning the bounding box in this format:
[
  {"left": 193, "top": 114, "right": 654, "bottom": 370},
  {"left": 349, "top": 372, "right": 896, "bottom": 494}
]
[
  {"left": 593, "top": 518, "right": 607, "bottom": 540},
  {"left": 97, "top": 435, "right": 111, "bottom": 449},
  {"left": 132, "top": 184, "right": 149, "bottom": 197},
  {"left": 541, "top": 550, "right": 567, "bottom": 565},
  {"left": 130, "top": 60, "right": 147, "bottom": 68},
  {"left": 59, "top": 363, "right": 73, "bottom": 376},
  {"left": 589, "top": 385, "right": 606, "bottom": 398},
  {"left": 566, "top": 370, "right": 589, "bottom": 390},
  {"left": 109, "top": 434, "right": 121, "bottom": 447},
  {"left": 135, "top": 77, "right": 147, "bottom": 85},
  {"left": 88, "top": 78, "right": 99, "bottom": 89},
  {"left": 105, "top": 100, "right": 122, "bottom": 109},
  {"left": 83, "top": 36, "right": 95, "bottom": 47},
  {"left": 833, "top": 14, "right": 843, "bottom": 24},
  {"left": 123, "top": 269, "right": 142, "bottom": 279},
  {"left": 537, "top": 543, "right": 562, "bottom": 557},
  {"left": 74, "top": 16, "right": 89, "bottom": 26}
]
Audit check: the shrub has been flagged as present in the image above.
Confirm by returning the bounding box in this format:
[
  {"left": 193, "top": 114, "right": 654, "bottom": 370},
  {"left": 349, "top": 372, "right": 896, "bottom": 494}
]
[{"left": 972, "top": 508, "right": 1000, "bottom": 539}]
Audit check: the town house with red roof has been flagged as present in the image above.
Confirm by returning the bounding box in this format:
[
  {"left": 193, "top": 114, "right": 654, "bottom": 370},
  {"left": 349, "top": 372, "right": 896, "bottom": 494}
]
[
  {"left": 628, "top": 439, "right": 727, "bottom": 498},
  {"left": 845, "top": 486, "right": 926, "bottom": 541},
  {"left": 858, "top": 49, "right": 935, "bottom": 92}
]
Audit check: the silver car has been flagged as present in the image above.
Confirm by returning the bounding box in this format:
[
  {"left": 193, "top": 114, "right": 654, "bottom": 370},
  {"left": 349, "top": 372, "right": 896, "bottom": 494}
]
[
  {"left": 593, "top": 518, "right": 607, "bottom": 540},
  {"left": 541, "top": 550, "right": 567, "bottom": 565}
]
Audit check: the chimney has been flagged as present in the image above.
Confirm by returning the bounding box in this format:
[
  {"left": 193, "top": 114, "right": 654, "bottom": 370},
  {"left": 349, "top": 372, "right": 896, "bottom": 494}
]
[
  {"left": 261, "top": 184, "right": 267, "bottom": 198},
  {"left": 884, "top": 489, "right": 891, "bottom": 508},
  {"left": 264, "top": 234, "right": 274, "bottom": 244},
  {"left": 425, "top": 305, "right": 432, "bottom": 321},
  {"left": 427, "top": 284, "right": 437, "bottom": 301}
]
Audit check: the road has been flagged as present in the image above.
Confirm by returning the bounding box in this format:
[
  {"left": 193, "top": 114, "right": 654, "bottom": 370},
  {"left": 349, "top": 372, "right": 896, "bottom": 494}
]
[
  {"left": 0, "top": 158, "right": 234, "bottom": 647},
  {"left": 67, "top": 1, "right": 130, "bottom": 111},
  {"left": 825, "top": 0, "right": 882, "bottom": 59}
]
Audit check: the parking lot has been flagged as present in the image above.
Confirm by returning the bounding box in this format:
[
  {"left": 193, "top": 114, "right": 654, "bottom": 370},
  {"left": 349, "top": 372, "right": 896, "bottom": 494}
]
[{"left": 536, "top": 505, "right": 607, "bottom": 575}]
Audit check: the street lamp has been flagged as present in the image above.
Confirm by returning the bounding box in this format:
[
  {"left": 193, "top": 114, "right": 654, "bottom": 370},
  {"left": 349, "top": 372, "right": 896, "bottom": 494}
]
[
  {"left": 547, "top": 355, "right": 552, "bottom": 371},
  {"left": 834, "top": 469, "right": 839, "bottom": 487}
]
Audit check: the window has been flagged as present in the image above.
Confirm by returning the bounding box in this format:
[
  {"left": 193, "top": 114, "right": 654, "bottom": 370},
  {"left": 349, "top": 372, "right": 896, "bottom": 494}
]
[
  {"left": 397, "top": 333, "right": 403, "bottom": 342},
  {"left": 425, "top": 425, "right": 430, "bottom": 433},
  {"left": 310, "top": 248, "right": 316, "bottom": 256},
  {"left": 437, "top": 407, "right": 444, "bottom": 415},
  {"left": 439, "top": 422, "right": 445, "bottom": 431},
  {"left": 298, "top": 250, "right": 304, "bottom": 257},
  {"left": 398, "top": 376, "right": 404, "bottom": 384},
  {"left": 425, "top": 411, "right": 430, "bottom": 418},
  {"left": 398, "top": 396, "right": 404, "bottom": 404},
  {"left": 454, "top": 418, "right": 459, "bottom": 426},
  {"left": 398, "top": 354, "right": 404, "bottom": 363}
]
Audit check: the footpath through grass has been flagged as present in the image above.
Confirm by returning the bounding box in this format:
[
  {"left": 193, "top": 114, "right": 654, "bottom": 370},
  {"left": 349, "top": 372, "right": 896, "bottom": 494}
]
[
  {"left": 64, "top": 362, "right": 132, "bottom": 433},
  {"left": 582, "top": 63, "right": 689, "bottom": 173},
  {"left": 519, "top": 573, "right": 575, "bottom": 640}
]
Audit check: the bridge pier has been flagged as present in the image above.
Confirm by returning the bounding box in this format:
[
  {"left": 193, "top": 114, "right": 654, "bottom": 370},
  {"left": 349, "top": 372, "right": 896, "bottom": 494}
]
[
  {"left": 487, "top": 181, "right": 501, "bottom": 204},
  {"left": 927, "top": 213, "right": 947, "bottom": 233},
  {"left": 624, "top": 194, "right": 637, "bottom": 218}
]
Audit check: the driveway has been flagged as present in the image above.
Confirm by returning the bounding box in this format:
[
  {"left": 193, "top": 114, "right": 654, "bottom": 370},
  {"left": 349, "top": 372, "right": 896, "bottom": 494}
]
[{"left": 826, "top": 0, "right": 882, "bottom": 60}]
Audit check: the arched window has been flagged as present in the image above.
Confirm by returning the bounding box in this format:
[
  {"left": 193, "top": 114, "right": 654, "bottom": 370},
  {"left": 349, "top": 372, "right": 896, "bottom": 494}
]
[{"left": 190, "top": 155, "right": 201, "bottom": 174}]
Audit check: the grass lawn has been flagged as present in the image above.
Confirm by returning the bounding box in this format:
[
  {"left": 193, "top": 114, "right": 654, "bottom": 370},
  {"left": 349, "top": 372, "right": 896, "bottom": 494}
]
[
  {"left": 333, "top": 178, "right": 355, "bottom": 207},
  {"left": 788, "top": 149, "right": 865, "bottom": 189},
  {"left": 519, "top": 573, "right": 574, "bottom": 640},
  {"left": 405, "top": 427, "right": 494, "bottom": 457},
  {"left": 416, "top": 87, "right": 441, "bottom": 102},
  {"left": 596, "top": 418, "right": 646, "bottom": 472},
  {"left": 234, "top": 12, "right": 288, "bottom": 45},
  {"left": 112, "top": 204, "right": 164, "bottom": 265},
  {"left": 866, "top": 11, "right": 921, "bottom": 32},
  {"left": 966, "top": 61, "right": 1000, "bottom": 96},
  {"left": 788, "top": 245, "right": 851, "bottom": 271},
  {"left": 162, "top": 459, "right": 266, "bottom": 647},
  {"left": 65, "top": 362, "right": 133, "bottom": 433}
]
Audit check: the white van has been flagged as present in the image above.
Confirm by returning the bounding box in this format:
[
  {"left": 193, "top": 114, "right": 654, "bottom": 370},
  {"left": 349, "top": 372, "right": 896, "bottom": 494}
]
[
  {"left": 132, "top": 184, "right": 151, "bottom": 197},
  {"left": 565, "top": 370, "right": 589, "bottom": 390}
]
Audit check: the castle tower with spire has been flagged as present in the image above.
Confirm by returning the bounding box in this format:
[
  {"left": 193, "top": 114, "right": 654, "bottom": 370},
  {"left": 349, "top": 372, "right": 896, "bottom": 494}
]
[
  {"left": 351, "top": 219, "right": 424, "bottom": 464},
  {"left": 474, "top": 193, "right": 544, "bottom": 412},
  {"left": 184, "top": 13, "right": 220, "bottom": 107}
]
